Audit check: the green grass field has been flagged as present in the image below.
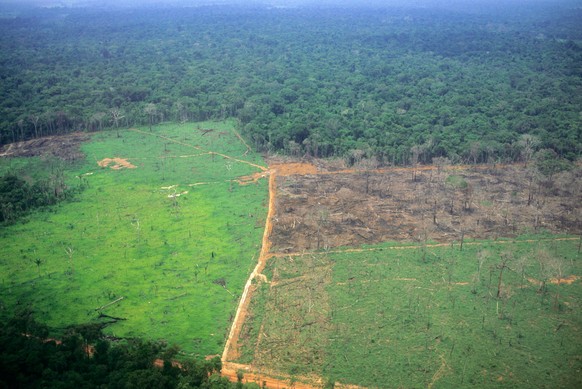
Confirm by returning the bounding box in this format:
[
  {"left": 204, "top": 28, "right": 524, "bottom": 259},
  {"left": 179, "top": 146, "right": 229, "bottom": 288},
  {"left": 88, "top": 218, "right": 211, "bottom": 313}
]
[
  {"left": 0, "top": 122, "right": 268, "bottom": 357},
  {"left": 240, "top": 236, "right": 582, "bottom": 388}
]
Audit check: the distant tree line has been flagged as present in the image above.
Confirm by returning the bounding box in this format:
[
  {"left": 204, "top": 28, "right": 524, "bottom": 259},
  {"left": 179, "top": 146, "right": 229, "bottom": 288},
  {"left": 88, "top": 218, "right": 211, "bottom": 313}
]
[
  {"left": 0, "top": 5, "right": 580, "bottom": 164},
  {"left": 0, "top": 311, "right": 250, "bottom": 388}
]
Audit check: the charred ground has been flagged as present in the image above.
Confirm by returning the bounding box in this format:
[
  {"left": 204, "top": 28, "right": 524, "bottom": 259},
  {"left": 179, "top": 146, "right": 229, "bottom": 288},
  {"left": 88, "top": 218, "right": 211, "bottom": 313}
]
[{"left": 270, "top": 159, "right": 582, "bottom": 253}]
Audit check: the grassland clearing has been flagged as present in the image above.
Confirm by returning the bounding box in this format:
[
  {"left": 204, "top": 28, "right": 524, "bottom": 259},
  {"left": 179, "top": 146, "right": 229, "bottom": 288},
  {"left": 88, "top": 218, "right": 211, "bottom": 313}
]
[
  {"left": 0, "top": 121, "right": 268, "bottom": 357},
  {"left": 238, "top": 237, "right": 581, "bottom": 388}
]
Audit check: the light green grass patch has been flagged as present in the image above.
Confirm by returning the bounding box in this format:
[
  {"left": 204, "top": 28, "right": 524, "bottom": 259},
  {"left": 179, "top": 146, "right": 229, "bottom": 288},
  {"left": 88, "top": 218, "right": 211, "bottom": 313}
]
[{"left": 0, "top": 122, "right": 267, "bottom": 357}]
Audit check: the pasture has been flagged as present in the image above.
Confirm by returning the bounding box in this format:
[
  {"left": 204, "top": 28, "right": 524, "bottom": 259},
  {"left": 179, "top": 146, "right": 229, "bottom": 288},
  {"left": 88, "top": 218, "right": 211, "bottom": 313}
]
[{"left": 0, "top": 122, "right": 268, "bottom": 357}]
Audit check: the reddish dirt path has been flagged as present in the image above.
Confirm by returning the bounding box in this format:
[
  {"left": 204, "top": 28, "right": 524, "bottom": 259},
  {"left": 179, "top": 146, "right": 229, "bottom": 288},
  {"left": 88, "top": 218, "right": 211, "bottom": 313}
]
[
  {"left": 270, "top": 162, "right": 318, "bottom": 176},
  {"left": 222, "top": 169, "right": 276, "bottom": 362},
  {"left": 222, "top": 362, "right": 323, "bottom": 389},
  {"left": 267, "top": 159, "right": 524, "bottom": 177}
]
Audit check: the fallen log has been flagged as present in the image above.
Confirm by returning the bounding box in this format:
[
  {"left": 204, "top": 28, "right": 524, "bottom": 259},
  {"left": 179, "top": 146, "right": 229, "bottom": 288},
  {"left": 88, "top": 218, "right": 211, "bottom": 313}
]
[
  {"left": 98, "top": 313, "right": 127, "bottom": 322},
  {"left": 94, "top": 296, "right": 124, "bottom": 311}
]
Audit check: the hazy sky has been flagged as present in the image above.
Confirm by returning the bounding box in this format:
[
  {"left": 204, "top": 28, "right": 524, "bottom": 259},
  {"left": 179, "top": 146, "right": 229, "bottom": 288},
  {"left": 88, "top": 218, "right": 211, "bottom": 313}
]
[
  {"left": 3, "top": 0, "right": 581, "bottom": 6},
  {"left": 1, "top": 0, "right": 581, "bottom": 14}
]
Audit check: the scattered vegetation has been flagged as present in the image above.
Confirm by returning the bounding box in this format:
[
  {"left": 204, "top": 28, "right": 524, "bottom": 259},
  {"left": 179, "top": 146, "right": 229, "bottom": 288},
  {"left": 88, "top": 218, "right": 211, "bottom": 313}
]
[{"left": 240, "top": 236, "right": 581, "bottom": 388}]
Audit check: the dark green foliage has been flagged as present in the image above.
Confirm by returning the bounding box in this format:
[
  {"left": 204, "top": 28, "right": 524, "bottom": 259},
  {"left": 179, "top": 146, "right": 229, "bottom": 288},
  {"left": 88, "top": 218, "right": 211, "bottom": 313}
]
[
  {"left": 0, "top": 313, "right": 240, "bottom": 389},
  {"left": 0, "top": 172, "right": 74, "bottom": 223},
  {"left": 0, "top": 4, "right": 580, "bottom": 162}
]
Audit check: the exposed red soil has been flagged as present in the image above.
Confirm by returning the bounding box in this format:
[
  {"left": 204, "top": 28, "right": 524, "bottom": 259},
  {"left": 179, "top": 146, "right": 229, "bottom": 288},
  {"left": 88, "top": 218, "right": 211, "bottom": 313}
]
[
  {"left": 97, "top": 157, "right": 137, "bottom": 170},
  {"left": 271, "top": 162, "right": 319, "bottom": 176},
  {"left": 222, "top": 362, "right": 324, "bottom": 389},
  {"left": 237, "top": 171, "right": 269, "bottom": 185}
]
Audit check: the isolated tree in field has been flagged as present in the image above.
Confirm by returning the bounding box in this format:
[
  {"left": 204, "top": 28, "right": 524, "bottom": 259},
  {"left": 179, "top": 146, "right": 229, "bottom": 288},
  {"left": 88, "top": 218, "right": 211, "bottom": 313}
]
[
  {"left": 410, "top": 144, "right": 423, "bottom": 182},
  {"left": 144, "top": 103, "right": 157, "bottom": 131},
  {"left": 417, "top": 220, "right": 432, "bottom": 263},
  {"left": 33, "top": 257, "right": 43, "bottom": 278},
  {"left": 471, "top": 249, "right": 490, "bottom": 294},
  {"left": 462, "top": 182, "right": 474, "bottom": 212},
  {"left": 357, "top": 156, "right": 379, "bottom": 195},
  {"left": 445, "top": 175, "right": 468, "bottom": 214},
  {"left": 536, "top": 248, "right": 563, "bottom": 297},
  {"left": 523, "top": 166, "right": 540, "bottom": 206},
  {"left": 514, "top": 255, "right": 530, "bottom": 289},
  {"left": 496, "top": 252, "right": 513, "bottom": 299}
]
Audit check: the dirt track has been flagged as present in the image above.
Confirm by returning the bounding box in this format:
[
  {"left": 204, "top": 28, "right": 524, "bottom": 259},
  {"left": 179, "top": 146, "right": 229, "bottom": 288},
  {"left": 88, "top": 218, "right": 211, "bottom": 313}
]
[
  {"left": 222, "top": 169, "right": 276, "bottom": 362},
  {"left": 222, "top": 362, "right": 324, "bottom": 389}
]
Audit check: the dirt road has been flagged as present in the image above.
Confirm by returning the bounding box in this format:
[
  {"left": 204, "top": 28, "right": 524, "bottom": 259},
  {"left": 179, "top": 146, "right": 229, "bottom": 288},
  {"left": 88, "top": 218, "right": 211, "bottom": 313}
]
[
  {"left": 222, "top": 362, "right": 323, "bottom": 389},
  {"left": 222, "top": 169, "right": 276, "bottom": 362}
]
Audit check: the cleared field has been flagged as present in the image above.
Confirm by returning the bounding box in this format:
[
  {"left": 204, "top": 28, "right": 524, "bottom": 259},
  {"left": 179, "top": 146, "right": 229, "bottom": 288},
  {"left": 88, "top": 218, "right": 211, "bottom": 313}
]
[
  {"left": 0, "top": 122, "right": 268, "bottom": 357},
  {"left": 239, "top": 236, "right": 582, "bottom": 388}
]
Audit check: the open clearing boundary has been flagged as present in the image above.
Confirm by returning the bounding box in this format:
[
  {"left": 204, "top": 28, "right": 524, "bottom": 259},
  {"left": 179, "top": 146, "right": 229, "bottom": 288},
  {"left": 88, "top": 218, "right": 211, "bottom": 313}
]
[{"left": 221, "top": 160, "right": 582, "bottom": 388}]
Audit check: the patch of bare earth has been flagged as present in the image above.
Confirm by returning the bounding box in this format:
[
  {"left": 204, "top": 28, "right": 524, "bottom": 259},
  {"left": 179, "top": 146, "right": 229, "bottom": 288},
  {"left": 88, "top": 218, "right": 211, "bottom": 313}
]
[
  {"left": 97, "top": 158, "right": 136, "bottom": 170},
  {"left": 270, "top": 162, "right": 582, "bottom": 252},
  {"left": 0, "top": 133, "right": 89, "bottom": 161}
]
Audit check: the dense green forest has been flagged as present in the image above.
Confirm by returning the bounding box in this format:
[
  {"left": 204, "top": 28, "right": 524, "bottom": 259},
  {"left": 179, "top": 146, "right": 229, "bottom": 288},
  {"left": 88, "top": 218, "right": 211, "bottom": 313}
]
[
  {"left": 1, "top": 3, "right": 581, "bottom": 164},
  {"left": 0, "top": 312, "right": 249, "bottom": 388}
]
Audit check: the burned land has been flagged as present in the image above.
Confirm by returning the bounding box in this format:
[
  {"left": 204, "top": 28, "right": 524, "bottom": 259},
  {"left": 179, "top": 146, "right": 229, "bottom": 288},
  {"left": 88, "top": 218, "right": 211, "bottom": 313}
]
[
  {"left": 270, "top": 161, "right": 582, "bottom": 253},
  {"left": 0, "top": 133, "right": 88, "bottom": 161}
]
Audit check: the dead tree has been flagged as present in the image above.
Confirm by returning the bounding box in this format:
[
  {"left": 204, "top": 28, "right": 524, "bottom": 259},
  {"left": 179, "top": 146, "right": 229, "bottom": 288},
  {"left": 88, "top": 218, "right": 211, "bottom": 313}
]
[
  {"left": 496, "top": 252, "right": 513, "bottom": 299},
  {"left": 110, "top": 108, "right": 125, "bottom": 137}
]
